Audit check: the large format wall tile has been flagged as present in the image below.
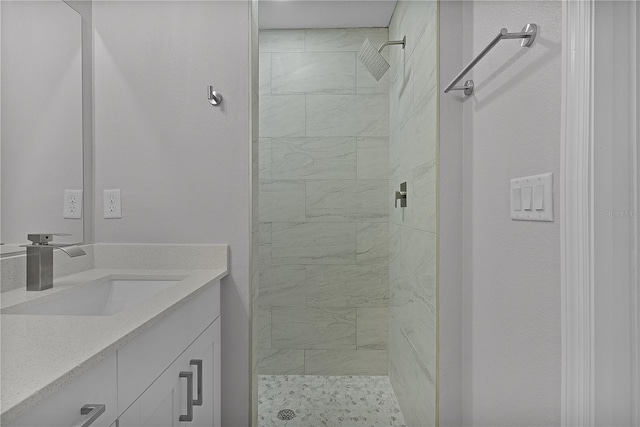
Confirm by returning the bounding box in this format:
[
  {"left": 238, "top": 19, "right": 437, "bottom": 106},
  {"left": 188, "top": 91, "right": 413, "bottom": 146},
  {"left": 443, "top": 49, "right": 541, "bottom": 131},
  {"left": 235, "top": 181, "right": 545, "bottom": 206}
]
[
  {"left": 357, "top": 137, "right": 389, "bottom": 179},
  {"left": 306, "top": 265, "right": 389, "bottom": 308},
  {"left": 271, "top": 52, "right": 355, "bottom": 95},
  {"left": 271, "top": 222, "right": 357, "bottom": 264},
  {"left": 259, "top": 53, "right": 271, "bottom": 95},
  {"left": 271, "top": 137, "right": 356, "bottom": 179},
  {"left": 357, "top": 307, "right": 389, "bottom": 350},
  {"left": 304, "top": 349, "right": 388, "bottom": 375},
  {"left": 258, "top": 349, "right": 305, "bottom": 375},
  {"left": 306, "top": 95, "right": 389, "bottom": 137},
  {"left": 259, "top": 180, "right": 305, "bottom": 222},
  {"left": 260, "top": 30, "right": 305, "bottom": 52},
  {"left": 388, "top": 1, "right": 438, "bottom": 421},
  {"left": 259, "top": 222, "right": 272, "bottom": 266},
  {"left": 305, "top": 28, "right": 388, "bottom": 52},
  {"left": 271, "top": 306, "right": 357, "bottom": 349},
  {"left": 257, "top": 303, "right": 272, "bottom": 349},
  {"left": 412, "top": 160, "right": 436, "bottom": 233},
  {"left": 356, "top": 222, "right": 389, "bottom": 265},
  {"left": 357, "top": 58, "right": 390, "bottom": 94},
  {"left": 389, "top": 323, "right": 436, "bottom": 427},
  {"left": 305, "top": 180, "right": 388, "bottom": 222},
  {"left": 258, "top": 28, "right": 391, "bottom": 376},
  {"left": 305, "top": 180, "right": 359, "bottom": 221},
  {"left": 259, "top": 138, "right": 272, "bottom": 179},
  {"left": 357, "top": 180, "right": 389, "bottom": 222},
  {"left": 259, "top": 95, "right": 305, "bottom": 137},
  {"left": 259, "top": 265, "right": 306, "bottom": 307}
]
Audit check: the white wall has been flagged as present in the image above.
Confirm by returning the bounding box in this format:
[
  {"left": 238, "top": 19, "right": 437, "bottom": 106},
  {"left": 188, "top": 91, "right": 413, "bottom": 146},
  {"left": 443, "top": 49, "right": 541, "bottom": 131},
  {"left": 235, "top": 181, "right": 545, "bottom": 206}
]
[
  {"left": 438, "top": 1, "right": 464, "bottom": 425},
  {"left": 92, "top": 2, "right": 251, "bottom": 425},
  {"left": 593, "top": 2, "right": 639, "bottom": 424},
  {"left": 440, "top": 1, "right": 562, "bottom": 425}
]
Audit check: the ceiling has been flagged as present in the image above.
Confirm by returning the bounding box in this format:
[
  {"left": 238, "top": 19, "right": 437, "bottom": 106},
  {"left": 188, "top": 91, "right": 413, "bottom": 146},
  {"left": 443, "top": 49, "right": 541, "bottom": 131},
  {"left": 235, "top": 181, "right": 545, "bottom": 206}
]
[{"left": 258, "top": 0, "right": 397, "bottom": 29}]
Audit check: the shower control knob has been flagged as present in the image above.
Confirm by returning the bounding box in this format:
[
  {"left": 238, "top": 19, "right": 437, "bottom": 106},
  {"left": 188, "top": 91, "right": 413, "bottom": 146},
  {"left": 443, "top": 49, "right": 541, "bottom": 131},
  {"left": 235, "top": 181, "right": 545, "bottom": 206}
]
[{"left": 394, "top": 182, "right": 407, "bottom": 208}]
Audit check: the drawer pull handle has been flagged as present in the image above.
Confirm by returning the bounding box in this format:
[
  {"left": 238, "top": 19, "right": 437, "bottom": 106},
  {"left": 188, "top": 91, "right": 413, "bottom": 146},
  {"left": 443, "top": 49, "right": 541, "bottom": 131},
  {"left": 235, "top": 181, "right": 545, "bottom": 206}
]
[
  {"left": 179, "top": 371, "right": 194, "bottom": 422},
  {"left": 190, "top": 359, "right": 203, "bottom": 406},
  {"left": 75, "top": 404, "right": 105, "bottom": 427}
]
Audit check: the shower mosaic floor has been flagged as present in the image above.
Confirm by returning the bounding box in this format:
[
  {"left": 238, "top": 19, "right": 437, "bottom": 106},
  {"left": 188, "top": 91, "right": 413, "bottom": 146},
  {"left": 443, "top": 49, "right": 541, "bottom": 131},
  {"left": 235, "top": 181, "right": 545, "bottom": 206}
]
[{"left": 258, "top": 375, "right": 407, "bottom": 427}]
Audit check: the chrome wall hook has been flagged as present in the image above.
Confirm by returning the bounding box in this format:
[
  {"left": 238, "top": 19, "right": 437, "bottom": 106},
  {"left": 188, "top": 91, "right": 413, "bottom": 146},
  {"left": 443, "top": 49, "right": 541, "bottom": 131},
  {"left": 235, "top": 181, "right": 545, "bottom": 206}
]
[{"left": 208, "top": 86, "right": 223, "bottom": 106}]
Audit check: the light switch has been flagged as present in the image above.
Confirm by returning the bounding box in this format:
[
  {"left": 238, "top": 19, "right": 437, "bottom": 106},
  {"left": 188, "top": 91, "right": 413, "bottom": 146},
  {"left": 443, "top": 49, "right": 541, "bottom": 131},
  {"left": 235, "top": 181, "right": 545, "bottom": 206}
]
[
  {"left": 522, "top": 186, "right": 533, "bottom": 210},
  {"left": 511, "top": 188, "right": 522, "bottom": 211},
  {"left": 510, "top": 173, "right": 553, "bottom": 221},
  {"left": 533, "top": 184, "right": 544, "bottom": 210}
]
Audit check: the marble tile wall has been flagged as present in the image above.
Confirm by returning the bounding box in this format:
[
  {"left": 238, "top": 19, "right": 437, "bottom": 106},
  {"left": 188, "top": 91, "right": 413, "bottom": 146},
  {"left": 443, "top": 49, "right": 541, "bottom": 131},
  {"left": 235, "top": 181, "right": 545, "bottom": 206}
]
[
  {"left": 258, "top": 28, "right": 390, "bottom": 376},
  {"left": 388, "top": 1, "right": 439, "bottom": 426}
]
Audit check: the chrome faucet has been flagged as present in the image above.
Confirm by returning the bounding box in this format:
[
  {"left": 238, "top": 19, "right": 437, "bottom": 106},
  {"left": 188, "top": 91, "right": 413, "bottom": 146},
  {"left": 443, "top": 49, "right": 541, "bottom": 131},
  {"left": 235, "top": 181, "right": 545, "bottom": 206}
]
[{"left": 21, "top": 233, "right": 86, "bottom": 291}]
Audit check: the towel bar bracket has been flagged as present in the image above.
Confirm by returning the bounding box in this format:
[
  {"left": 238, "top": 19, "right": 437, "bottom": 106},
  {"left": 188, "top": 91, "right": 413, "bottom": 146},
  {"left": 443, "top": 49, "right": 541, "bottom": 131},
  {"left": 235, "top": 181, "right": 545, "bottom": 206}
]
[{"left": 448, "top": 80, "right": 475, "bottom": 96}]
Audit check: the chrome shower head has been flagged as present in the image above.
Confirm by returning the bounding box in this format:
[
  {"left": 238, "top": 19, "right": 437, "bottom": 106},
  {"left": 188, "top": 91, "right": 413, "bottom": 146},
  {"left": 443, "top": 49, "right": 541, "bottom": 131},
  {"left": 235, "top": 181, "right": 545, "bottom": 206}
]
[{"left": 357, "top": 36, "right": 406, "bottom": 81}]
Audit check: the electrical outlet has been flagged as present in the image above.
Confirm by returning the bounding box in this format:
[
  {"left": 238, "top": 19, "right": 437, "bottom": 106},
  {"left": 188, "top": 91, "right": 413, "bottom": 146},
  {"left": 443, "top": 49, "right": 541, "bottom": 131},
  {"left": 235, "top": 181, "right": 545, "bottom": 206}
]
[
  {"left": 103, "top": 189, "right": 122, "bottom": 219},
  {"left": 63, "top": 190, "right": 83, "bottom": 219}
]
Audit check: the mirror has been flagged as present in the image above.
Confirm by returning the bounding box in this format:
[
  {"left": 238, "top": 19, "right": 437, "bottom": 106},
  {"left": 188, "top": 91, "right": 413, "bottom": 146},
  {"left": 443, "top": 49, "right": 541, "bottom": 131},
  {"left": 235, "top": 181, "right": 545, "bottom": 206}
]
[{"left": 1, "top": 0, "right": 84, "bottom": 254}]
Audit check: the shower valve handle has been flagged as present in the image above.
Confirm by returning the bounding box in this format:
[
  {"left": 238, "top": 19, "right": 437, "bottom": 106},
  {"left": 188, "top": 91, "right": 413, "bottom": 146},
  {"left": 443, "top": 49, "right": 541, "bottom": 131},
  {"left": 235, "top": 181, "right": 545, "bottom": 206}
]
[{"left": 395, "top": 182, "right": 407, "bottom": 208}]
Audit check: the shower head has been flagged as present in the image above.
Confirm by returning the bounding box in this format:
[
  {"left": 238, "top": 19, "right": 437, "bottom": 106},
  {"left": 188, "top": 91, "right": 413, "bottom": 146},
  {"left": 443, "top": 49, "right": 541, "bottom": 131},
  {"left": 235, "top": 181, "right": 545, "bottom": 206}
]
[{"left": 357, "top": 36, "right": 406, "bottom": 81}]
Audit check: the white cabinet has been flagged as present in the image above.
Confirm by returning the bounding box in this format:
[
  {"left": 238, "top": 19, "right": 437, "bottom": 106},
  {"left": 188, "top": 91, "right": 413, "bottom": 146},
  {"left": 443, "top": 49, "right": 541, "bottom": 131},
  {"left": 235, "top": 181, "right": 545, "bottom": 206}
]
[
  {"left": 7, "top": 281, "right": 221, "bottom": 427},
  {"left": 8, "top": 353, "right": 117, "bottom": 427},
  {"left": 119, "top": 318, "right": 221, "bottom": 427}
]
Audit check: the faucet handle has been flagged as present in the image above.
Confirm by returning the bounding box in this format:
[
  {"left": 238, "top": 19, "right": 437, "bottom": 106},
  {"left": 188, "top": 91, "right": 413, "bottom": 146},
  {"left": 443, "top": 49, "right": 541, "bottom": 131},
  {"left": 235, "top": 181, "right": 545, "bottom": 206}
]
[{"left": 27, "top": 233, "right": 71, "bottom": 245}]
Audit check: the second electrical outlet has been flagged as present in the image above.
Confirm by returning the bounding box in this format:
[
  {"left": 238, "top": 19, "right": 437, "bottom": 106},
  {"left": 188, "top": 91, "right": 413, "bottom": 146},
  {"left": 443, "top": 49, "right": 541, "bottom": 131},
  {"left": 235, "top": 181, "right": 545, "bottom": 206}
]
[{"left": 104, "top": 189, "right": 122, "bottom": 219}]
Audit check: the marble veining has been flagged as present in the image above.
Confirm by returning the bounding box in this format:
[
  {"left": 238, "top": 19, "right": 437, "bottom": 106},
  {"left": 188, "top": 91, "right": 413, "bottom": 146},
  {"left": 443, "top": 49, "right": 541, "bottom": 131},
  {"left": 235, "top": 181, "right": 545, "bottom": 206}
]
[
  {"left": 271, "top": 222, "right": 357, "bottom": 265},
  {"left": 271, "top": 52, "right": 356, "bottom": 95},
  {"left": 258, "top": 375, "right": 406, "bottom": 427},
  {"left": 306, "top": 95, "right": 389, "bottom": 137},
  {"left": 306, "top": 265, "right": 389, "bottom": 308},
  {"left": 304, "top": 28, "right": 389, "bottom": 52},
  {"left": 272, "top": 137, "right": 357, "bottom": 180},
  {"left": 271, "top": 306, "right": 356, "bottom": 350},
  {"left": 259, "top": 95, "right": 306, "bottom": 137},
  {"left": 259, "top": 180, "right": 306, "bottom": 223}
]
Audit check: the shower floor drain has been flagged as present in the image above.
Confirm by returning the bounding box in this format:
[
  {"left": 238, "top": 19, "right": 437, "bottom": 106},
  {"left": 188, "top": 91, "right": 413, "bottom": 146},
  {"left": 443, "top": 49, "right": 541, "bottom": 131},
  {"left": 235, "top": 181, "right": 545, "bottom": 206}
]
[{"left": 277, "top": 409, "right": 296, "bottom": 421}]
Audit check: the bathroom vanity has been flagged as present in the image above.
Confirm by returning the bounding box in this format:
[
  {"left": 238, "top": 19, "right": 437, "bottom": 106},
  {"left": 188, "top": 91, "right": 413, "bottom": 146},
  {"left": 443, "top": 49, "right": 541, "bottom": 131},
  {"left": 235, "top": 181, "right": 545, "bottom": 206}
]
[{"left": 0, "top": 244, "right": 228, "bottom": 427}]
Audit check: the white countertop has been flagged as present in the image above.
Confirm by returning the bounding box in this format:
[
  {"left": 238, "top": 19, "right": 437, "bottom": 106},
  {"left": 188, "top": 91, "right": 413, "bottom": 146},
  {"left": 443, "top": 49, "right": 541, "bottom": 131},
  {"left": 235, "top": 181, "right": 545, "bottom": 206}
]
[{"left": 0, "top": 267, "right": 227, "bottom": 424}]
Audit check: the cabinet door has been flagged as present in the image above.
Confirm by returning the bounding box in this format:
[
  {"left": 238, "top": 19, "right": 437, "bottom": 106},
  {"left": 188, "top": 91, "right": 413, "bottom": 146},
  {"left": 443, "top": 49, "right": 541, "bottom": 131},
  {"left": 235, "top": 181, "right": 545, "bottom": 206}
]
[
  {"left": 118, "top": 318, "right": 221, "bottom": 427},
  {"left": 188, "top": 318, "right": 221, "bottom": 427},
  {"left": 119, "top": 352, "right": 191, "bottom": 427}
]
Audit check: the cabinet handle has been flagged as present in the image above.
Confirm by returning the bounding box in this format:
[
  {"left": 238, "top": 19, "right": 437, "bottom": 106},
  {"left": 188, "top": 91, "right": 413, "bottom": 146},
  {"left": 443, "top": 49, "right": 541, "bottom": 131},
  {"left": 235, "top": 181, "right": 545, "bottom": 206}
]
[
  {"left": 190, "top": 359, "right": 203, "bottom": 406},
  {"left": 74, "top": 404, "right": 105, "bottom": 427},
  {"left": 179, "top": 371, "right": 194, "bottom": 422}
]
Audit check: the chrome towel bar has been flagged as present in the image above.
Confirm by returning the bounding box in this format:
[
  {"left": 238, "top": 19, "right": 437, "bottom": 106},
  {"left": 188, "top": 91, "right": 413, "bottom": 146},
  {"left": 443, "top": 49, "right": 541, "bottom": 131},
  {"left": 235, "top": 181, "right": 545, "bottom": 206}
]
[{"left": 444, "top": 23, "right": 537, "bottom": 96}]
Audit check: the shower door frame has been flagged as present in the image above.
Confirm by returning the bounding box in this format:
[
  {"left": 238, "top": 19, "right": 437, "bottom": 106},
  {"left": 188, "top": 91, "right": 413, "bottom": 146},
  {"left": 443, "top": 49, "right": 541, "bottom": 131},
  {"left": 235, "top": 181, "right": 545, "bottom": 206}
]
[{"left": 561, "top": 0, "right": 639, "bottom": 425}]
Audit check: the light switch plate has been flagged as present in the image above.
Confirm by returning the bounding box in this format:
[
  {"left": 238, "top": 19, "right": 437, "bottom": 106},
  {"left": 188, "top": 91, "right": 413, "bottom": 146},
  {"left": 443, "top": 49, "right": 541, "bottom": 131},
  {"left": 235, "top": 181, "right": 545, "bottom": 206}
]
[
  {"left": 63, "top": 190, "right": 83, "bottom": 219},
  {"left": 510, "top": 173, "right": 553, "bottom": 221},
  {"left": 104, "top": 189, "right": 122, "bottom": 219}
]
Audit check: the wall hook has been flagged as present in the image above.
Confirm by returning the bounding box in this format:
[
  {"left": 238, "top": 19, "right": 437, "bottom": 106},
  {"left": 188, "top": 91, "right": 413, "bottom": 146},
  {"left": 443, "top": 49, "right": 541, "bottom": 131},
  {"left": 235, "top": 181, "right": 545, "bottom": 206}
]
[{"left": 208, "top": 85, "right": 223, "bottom": 106}]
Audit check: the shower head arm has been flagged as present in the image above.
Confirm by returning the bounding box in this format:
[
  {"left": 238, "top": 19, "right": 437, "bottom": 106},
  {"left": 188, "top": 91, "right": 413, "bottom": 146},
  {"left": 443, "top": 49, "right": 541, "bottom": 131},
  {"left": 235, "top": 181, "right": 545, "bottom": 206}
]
[{"left": 378, "top": 36, "right": 406, "bottom": 52}]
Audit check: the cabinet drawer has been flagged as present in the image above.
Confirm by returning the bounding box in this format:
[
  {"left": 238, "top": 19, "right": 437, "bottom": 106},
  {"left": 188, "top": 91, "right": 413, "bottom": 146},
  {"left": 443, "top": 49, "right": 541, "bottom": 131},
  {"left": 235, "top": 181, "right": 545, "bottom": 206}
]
[
  {"left": 8, "top": 353, "right": 117, "bottom": 427},
  {"left": 117, "top": 281, "right": 220, "bottom": 415}
]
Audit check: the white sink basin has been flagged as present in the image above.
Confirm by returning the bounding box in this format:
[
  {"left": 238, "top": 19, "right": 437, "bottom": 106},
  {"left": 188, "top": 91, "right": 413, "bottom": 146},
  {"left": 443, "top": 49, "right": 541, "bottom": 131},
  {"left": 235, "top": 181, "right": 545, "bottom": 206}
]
[{"left": 8, "top": 279, "right": 179, "bottom": 316}]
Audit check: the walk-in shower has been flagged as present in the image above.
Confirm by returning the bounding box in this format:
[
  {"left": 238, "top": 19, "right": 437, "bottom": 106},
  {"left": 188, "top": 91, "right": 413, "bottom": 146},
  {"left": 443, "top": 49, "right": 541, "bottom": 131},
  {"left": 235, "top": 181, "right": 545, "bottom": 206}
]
[{"left": 257, "top": 3, "right": 439, "bottom": 424}]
